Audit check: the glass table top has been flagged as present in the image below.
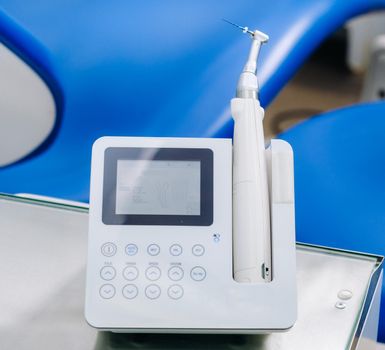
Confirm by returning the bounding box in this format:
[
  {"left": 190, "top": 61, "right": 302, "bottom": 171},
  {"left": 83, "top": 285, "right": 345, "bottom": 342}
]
[{"left": 0, "top": 194, "right": 381, "bottom": 350}]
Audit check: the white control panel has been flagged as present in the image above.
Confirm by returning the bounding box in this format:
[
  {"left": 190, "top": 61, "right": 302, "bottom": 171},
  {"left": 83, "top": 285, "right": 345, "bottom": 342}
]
[
  {"left": 85, "top": 137, "right": 296, "bottom": 333},
  {"left": 85, "top": 137, "right": 234, "bottom": 331}
]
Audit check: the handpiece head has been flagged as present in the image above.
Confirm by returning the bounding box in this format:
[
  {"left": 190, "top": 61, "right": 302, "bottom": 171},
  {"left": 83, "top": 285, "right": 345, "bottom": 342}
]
[
  {"left": 222, "top": 19, "right": 269, "bottom": 42},
  {"left": 223, "top": 19, "right": 269, "bottom": 99},
  {"left": 251, "top": 29, "right": 269, "bottom": 43}
]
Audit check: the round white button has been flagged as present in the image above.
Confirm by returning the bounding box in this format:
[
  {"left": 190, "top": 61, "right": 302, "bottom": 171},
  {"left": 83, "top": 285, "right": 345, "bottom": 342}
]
[
  {"left": 147, "top": 244, "right": 160, "bottom": 256},
  {"left": 335, "top": 301, "right": 346, "bottom": 310},
  {"left": 170, "top": 244, "right": 183, "bottom": 256},
  {"left": 100, "top": 266, "right": 116, "bottom": 281},
  {"left": 192, "top": 244, "right": 205, "bottom": 256},
  {"left": 99, "top": 284, "right": 116, "bottom": 299},
  {"left": 145, "top": 284, "right": 161, "bottom": 299},
  {"left": 122, "top": 284, "right": 138, "bottom": 299},
  {"left": 146, "top": 266, "right": 161, "bottom": 281},
  {"left": 168, "top": 266, "right": 184, "bottom": 281},
  {"left": 123, "top": 266, "right": 139, "bottom": 281},
  {"left": 101, "top": 242, "right": 117, "bottom": 257},
  {"left": 190, "top": 266, "right": 206, "bottom": 281},
  {"left": 168, "top": 285, "right": 184, "bottom": 300},
  {"left": 125, "top": 244, "right": 138, "bottom": 256},
  {"left": 338, "top": 289, "right": 353, "bottom": 300}
]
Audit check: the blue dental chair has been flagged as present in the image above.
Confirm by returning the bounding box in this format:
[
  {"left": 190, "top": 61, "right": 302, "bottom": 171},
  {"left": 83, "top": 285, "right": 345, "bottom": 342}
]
[
  {"left": 1, "top": 0, "right": 385, "bottom": 342},
  {"left": 0, "top": 0, "right": 384, "bottom": 200},
  {"left": 279, "top": 102, "right": 385, "bottom": 341}
]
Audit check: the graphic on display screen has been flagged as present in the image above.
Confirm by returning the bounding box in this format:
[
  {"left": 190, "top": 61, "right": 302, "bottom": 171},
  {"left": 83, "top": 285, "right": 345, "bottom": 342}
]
[{"left": 116, "top": 160, "right": 201, "bottom": 215}]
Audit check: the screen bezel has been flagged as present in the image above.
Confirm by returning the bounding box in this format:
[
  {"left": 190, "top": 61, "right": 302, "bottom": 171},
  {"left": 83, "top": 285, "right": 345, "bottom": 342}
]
[{"left": 102, "top": 147, "right": 213, "bottom": 226}]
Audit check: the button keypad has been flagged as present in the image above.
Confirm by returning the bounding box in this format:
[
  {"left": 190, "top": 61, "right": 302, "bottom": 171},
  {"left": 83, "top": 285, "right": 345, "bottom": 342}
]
[{"left": 98, "top": 243, "right": 207, "bottom": 300}]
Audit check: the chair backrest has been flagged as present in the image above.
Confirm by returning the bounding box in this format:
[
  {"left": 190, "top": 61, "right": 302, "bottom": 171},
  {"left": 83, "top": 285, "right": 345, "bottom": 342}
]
[{"left": 0, "top": 11, "right": 63, "bottom": 167}]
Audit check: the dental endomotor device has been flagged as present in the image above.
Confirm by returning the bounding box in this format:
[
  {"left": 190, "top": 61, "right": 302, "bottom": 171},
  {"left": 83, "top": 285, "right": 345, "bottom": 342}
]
[{"left": 85, "top": 23, "right": 297, "bottom": 333}]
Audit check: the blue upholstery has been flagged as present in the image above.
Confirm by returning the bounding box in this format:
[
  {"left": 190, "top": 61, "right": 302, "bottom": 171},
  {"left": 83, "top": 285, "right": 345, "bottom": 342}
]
[
  {"left": 1, "top": 0, "right": 385, "bottom": 201},
  {"left": 279, "top": 102, "right": 385, "bottom": 341}
]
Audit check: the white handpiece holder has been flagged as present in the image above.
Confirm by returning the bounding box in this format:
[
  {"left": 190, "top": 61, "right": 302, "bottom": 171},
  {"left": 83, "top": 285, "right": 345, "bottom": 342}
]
[{"left": 232, "top": 97, "right": 271, "bottom": 282}]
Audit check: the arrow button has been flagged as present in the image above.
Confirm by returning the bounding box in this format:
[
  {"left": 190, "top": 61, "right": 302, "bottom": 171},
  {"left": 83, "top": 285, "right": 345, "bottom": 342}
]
[
  {"left": 100, "top": 266, "right": 116, "bottom": 281},
  {"left": 123, "top": 266, "right": 139, "bottom": 281},
  {"left": 145, "top": 284, "right": 161, "bottom": 299},
  {"left": 168, "top": 266, "right": 184, "bottom": 281},
  {"left": 122, "top": 284, "right": 138, "bottom": 299},
  {"left": 167, "top": 285, "right": 184, "bottom": 300},
  {"left": 99, "top": 284, "right": 116, "bottom": 299},
  {"left": 145, "top": 266, "right": 161, "bottom": 281}
]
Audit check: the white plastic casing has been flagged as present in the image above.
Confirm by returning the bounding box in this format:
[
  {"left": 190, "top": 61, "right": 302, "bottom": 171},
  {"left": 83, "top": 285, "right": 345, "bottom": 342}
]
[{"left": 85, "top": 136, "right": 296, "bottom": 333}]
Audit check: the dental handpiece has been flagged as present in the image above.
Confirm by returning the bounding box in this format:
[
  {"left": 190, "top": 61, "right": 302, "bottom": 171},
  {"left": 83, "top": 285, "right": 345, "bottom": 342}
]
[{"left": 225, "top": 20, "right": 271, "bottom": 283}]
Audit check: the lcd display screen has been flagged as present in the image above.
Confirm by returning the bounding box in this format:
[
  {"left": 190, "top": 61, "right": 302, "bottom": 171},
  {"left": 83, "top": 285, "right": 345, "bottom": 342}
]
[
  {"left": 115, "top": 160, "right": 201, "bottom": 215},
  {"left": 102, "top": 147, "right": 213, "bottom": 226}
]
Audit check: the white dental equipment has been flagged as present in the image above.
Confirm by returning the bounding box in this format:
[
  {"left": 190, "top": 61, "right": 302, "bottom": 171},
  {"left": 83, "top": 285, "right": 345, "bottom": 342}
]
[
  {"left": 85, "top": 23, "right": 297, "bottom": 333},
  {"left": 227, "top": 20, "right": 272, "bottom": 283}
]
